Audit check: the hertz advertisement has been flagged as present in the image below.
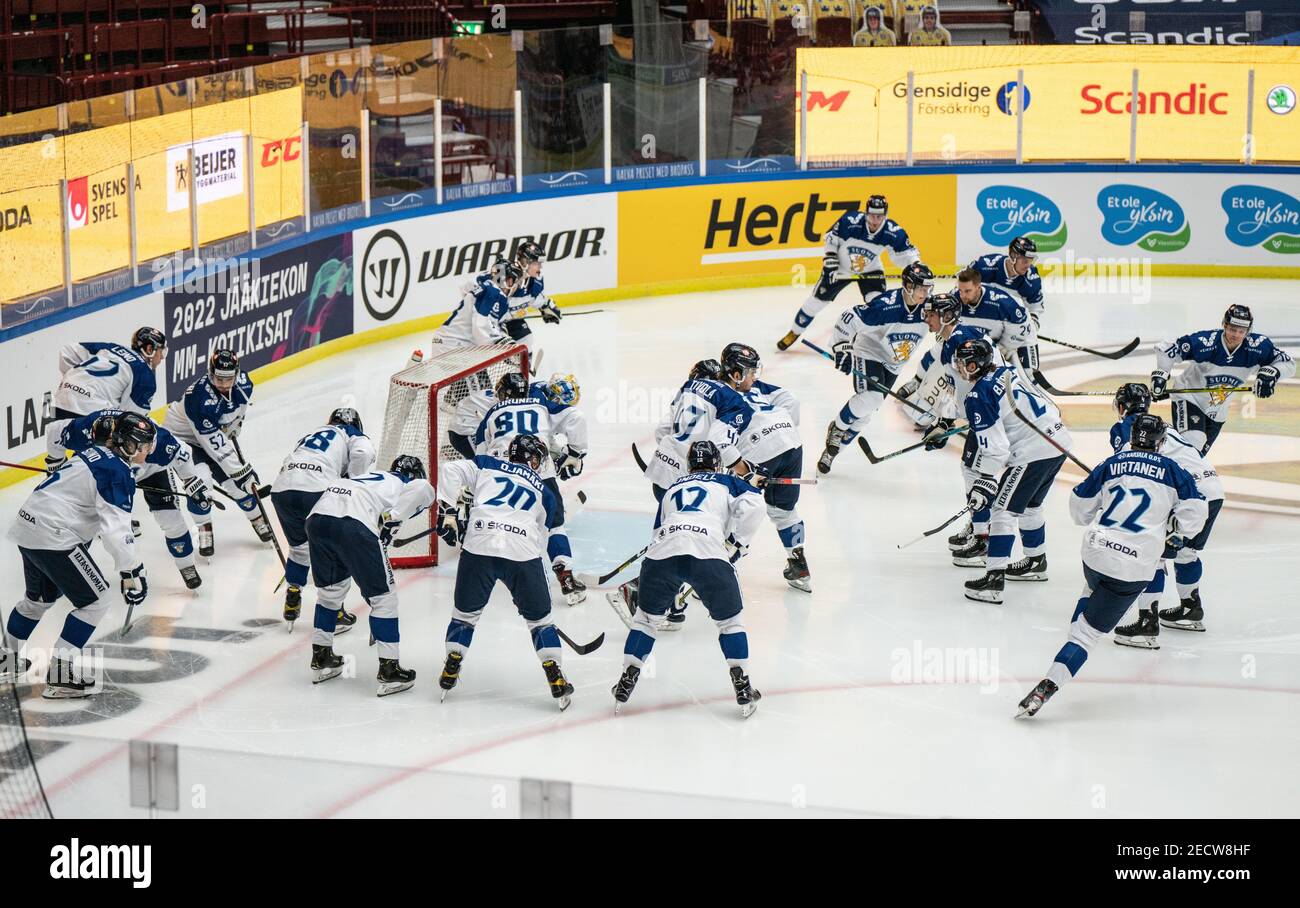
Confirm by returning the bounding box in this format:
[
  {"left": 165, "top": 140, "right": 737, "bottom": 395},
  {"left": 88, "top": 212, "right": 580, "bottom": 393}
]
[
  {"left": 797, "top": 46, "right": 1300, "bottom": 164},
  {"left": 618, "top": 175, "right": 957, "bottom": 288}
]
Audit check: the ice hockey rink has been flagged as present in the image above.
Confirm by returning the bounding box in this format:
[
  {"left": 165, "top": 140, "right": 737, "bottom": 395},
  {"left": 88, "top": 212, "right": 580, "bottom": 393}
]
[{"left": 4, "top": 276, "right": 1299, "bottom": 819}]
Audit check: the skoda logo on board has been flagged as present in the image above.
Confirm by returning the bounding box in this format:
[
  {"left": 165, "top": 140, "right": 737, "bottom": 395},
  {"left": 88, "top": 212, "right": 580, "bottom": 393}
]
[
  {"left": 361, "top": 229, "right": 410, "bottom": 321},
  {"left": 1266, "top": 85, "right": 1296, "bottom": 115}
]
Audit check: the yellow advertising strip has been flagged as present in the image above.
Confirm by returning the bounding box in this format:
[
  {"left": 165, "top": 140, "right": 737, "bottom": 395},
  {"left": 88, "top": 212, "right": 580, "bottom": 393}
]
[
  {"left": 133, "top": 109, "right": 198, "bottom": 265},
  {"left": 191, "top": 100, "right": 252, "bottom": 246},
  {"left": 797, "top": 46, "right": 1300, "bottom": 165},
  {"left": 618, "top": 174, "right": 958, "bottom": 287},
  {"left": 250, "top": 87, "right": 305, "bottom": 227},
  {"left": 66, "top": 122, "right": 135, "bottom": 283},
  {"left": 0, "top": 137, "right": 65, "bottom": 302}
]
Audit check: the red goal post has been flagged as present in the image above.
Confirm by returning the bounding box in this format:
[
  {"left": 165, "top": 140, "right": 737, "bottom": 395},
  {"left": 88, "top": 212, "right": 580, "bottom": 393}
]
[{"left": 377, "top": 342, "right": 530, "bottom": 568}]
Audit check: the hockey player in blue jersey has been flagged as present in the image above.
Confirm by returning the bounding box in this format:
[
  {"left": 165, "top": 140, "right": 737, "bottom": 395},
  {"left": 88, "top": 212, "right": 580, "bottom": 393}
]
[
  {"left": 611, "top": 441, "right": 767, "bottom": 718},
  {"left": 164, "top": 349, "right": 269, "bottom": 557},
  {"left": 271, "top": 407, "right": 376, "bottom": 629},
  {"left": 3, "top": 414, "right": 155, "bottom": 698},
  {"left": 435, "top": 434, "right": 576, "bottom": 710},
  {"left": 433, "top": 257, "right": 524, "bottom": 349},
  {"left": 955, "top": 338, "right": 1070, "bottom": 606},
  {"left": 968, "top": 236, "right": 1044, "bottom": 324},
  {"left": 305, "top": 454, "right": 434, "bottom": 695},
  {"left": 473, "top": 371, "right": 589, "bottom": 604},
  {"left": 1152, "top": 304, "right": 1295, "bottom": 454},
  {"left": 45, "top": 326, "right": 167, "bottom": 469},
  {"left": 60, "top": 410, "right": 213, "bottom": 590},
  {"left": 501, "top": 240, "right": 563, "bottom": 357},
  {"left": 817, "top": 262, "right": 934, "bottom": 474},
  {"left": 953, "top": 266, "right": 1038, "bottom": 374},
  {"left": 1017, "top": 414, "right": 1206, "bottom": 718},
  {"left": 777, "top": 194, "right": 921, "bottom": 351},
  {"left": 1106, "top": 383, "right": 1224, "bottom": 647}
]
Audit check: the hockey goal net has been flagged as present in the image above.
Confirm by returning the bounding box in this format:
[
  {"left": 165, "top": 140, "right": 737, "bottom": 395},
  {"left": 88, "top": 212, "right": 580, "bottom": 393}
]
[{"left": 377, "top": 342, "right": 530, "bottom": 568}]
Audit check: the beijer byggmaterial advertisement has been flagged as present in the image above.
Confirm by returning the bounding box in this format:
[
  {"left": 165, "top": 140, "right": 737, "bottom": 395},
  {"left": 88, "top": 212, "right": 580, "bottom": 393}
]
[{"left": 351, "top": 195, "right": 618, "bottom": 334}]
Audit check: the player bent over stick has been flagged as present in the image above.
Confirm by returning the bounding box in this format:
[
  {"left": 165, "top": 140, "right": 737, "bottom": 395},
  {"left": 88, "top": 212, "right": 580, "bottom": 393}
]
[
  {"left": 611, "top": 441, "right": 766, "bottom": 719},
  {"left": 435, "top": 435, "right": 576, "bottom": 711},
  {"left": 1018, "top": 415, "right": 1206, "bottom": 718},
  {"left": 305, "top": 455, "right": 433, "bottom": 696}
]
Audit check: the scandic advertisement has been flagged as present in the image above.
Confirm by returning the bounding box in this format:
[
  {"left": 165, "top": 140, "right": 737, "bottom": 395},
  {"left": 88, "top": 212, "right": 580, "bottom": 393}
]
[
  {"left": 796, "top": 46, "right": 1300, "bottom": 165},
  {"left": 617, "top": 176, "right": 958, "bottom": 288}
]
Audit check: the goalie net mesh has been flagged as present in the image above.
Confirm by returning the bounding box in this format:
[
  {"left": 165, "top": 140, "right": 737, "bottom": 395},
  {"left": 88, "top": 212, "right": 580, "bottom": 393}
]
[{"left": 377, "top": 343, "right": 529, "bottom": 568}]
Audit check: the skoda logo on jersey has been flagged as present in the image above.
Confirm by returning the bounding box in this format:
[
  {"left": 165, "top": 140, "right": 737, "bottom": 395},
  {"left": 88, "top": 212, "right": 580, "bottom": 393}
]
[
  {"left": 1221, "top": 185, "right": 1300, "bottom": 254},
  {"left": 1267, "top": 85, "right": 1296, "bottom": 115},
  {"left": 1097, "top": 185, "right": 1190, "bottom": 252},
  {"left": 975, "top": 186, "right": 1067, "bottom": 253},
  {"left": 361, "top": 229, "right": 410, "bottom": 321},
  {"left": 995, "top": 82, "right": 1030, "bottom": 116}
]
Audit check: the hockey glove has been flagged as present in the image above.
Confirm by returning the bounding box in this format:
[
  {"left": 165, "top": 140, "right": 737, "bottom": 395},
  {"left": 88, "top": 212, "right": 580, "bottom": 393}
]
[
  {"left": 182, "top": 474, "right": 212, "bottom": 510},
  {"left": 437, "top": 503, "right": 462, "bottom": 547},
  {"left": 923, "top": 418, "right": 956, "bottom": 451},
  {"left": 896, "top": 377, "right": 921, "bottom": 399},
  {"left": 739, "top": 467, "right": 768, "bottom": 489},
  {"left": 226, "top": 414, "right": 244, "bottom": 440},
  {"left": 725, "top": 535, "right": 749, "bottom": 564},
  {"left": 556, "top": 445, "right": 585, "bottom": 480},
  {"left": 120, "top": 565, "right": 148, "bottom": 606},
  {"left": 379, "top": 510, "right": 402, "bottom": 547},
  {"left": 229, "top": 462, "right": 260, "bottom": 497},
  {"left": 832, "top": 343, "right": 854, "bottom": 375},
  {"left": 1030, "top": 312, "right": 1041, "bottom": 331},
  {"left": 1164, "top": 531, "right": 1187, "bottom": 552},
  {"left": 1017, "top": 344, "right": 1040, "bottom": 372},
  {"left": 821, "top": 249, "right": 839, "bottom": 278},
  {"left": 538, "top": 301, "right": 562, "bottom": 325},
  {"left": 966, "top": 475, "right": 999, "bottom": 513},
  {"left": 1150, "top": 370, "right": 1170, "bottom": 401},
  {"left": 1254, "top": 365, "right": 1280, "bottom": 399}
]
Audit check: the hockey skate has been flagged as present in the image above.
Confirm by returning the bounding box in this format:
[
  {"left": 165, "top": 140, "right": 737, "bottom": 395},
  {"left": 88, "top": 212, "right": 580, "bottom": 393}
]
[
  {"left": 197, "top": 522, "right": 215, "bottom": 558},
  {"left": 283, "top": 585, "right": 302, "bottom": 625},
  {"left": 1114, "top": 607, "right": 1161, "bottom": 650},
  {"left": 612, "top": 664, "right": 640, "bottom": 713},
  {"left": 542, "top": 659, "right": 573, "bottom": 711},
  {"left": 947, "top": 518, "right": 973, "bottom": 552},
  {"left": 333, "top": 607, "right": 357, "bottom": 636},
  {"left": 951, "top": 535, "right": 988, "bottom": 568},
  {"left": 1159, "top": 591, "right": 1206, "bottom": 632},
  {"left": 729, "top": 666, "right": 761, "bottom": 719},
  {"left": 311, "top": 644, "right": 345, "bottom": 684},
  {"left": 606, "top": 581, "right": 638, "bottom": 629},
  {"left": 180, "top": 565, "right": 202, "bottom": 590},
  {"left": 251, "top": 515, "right": 274, "bottom": 543},
  {"left": 0, "top": 648, "right": 31, "bottom": 683},
  {"left": 1016, "top": 679, "right": 1058, "bottom": 718},
  {"left": 1004, "top": 554, "right": 1048, "bottom": 582},
  {"left": 964, "top": 570, "right": 1004, "bottom": 605},
  {"left": 784, "top": 546, "right": 812, "bottom": 593},
  {"left": 776, "top": 330, "right": 800, "bottom": 352},
  {"left": 817, "top": 421, "right": 847, "bottom": 475},
  {"left": 376, "top": 658, "right": 416, "bottom": 697},
  {"left": 553, "top": 564, "right": 587, "bottom": 605},
  {"left": 439, "top": 651, "right": 463, "bottom": 701},
  {"left": 43, "top": 658, "right": 94, "bottom": 700}
]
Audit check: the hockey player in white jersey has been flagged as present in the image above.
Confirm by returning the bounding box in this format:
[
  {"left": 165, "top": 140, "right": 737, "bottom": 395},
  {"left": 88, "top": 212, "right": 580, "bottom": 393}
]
[
  {"left": 1017, "top": 414, "right": 1206, "bottom": 718},
  {"left": 777, "top": 194, "right": 920, "bottom": 351},
  {"left": 1151, "top": 304, "right": 1295, "bottom": 454},
  {"left": 954, "top": 338, "right": 1071, "bottom": 606},
  {"left": 817, "top": 262, "right": 934, "bottom": 474},
  {"left": 611, "top": 441, "right": 767, "bottom": 718},
  {"left": 304, "top": 455, "right": 434, "bottom": 695},
  {"left": 164, "top": 349, "right": 269, "bottom": 557},
  {"left": 60, "top": 410, "right": 212, "bottom": 590},
  {"left": 447, "top": 384, "right": 497, "bottom": 460},
  {"left": 45, "top": 326, "right": 167, "bottom": 469},
  {"left": 432, "top": 258, "right": 523, "bottom": 349},
  {"left": 953, "top": 266, "right": 1038, "bottom": 374},
  {"left": 1106, "top": 384, "right": 1224, "bottom": 647},
  {"left": 2, "top": 414, "right": 154, "bottom": 698},
  {"left": 271, "top": 408, "right": 376, "bottom": 629},
  {"left": 724, "top": 343, "right": 811, "bottom": 592},
  {"left": 501, "top": 241, "right": 563, "bottom": 358},
  {"left": 472, "top": 371, "right": 589, "bottom": 604},
  {"left": 434, "top": 435, "right": 576, "bottom": 710}
]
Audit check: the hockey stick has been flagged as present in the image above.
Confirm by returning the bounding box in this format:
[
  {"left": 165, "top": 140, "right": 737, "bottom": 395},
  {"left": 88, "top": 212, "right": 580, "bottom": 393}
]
[
  {"left": 1031, "top": 373, "right": 1113, "bottom": 397},
  {"left": 1038, "top": 334, "right": 1141, "bottom": 361},
  {"left": 857, "top": 425, "right": 965, "bottom": 465},
  {"left": 631, "top": 442, "right": 649, "bottom": 473},
  {"left": 0, "top": 459, "right": 227, "bottom": 509},
  {"left": 762, "top": 477, "right": 820, "bottom": 485},
  {"left": 597, "top": 545, "right": 649, "bottom": 585},
  {"left": 897, "top": 505, "right": 972, "bottom": 550},
  {"left": 1169, "top": 386, "right": 1253, "bottom": 395},
  {"left": 231, "top": 437, "right": 288, "bottom": 573},
  {"left": 522, "top": 308, "right": 607, "bottom": 321},
  {"left": 556, "top": 627, "right": 605, "bottom": 655}
]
